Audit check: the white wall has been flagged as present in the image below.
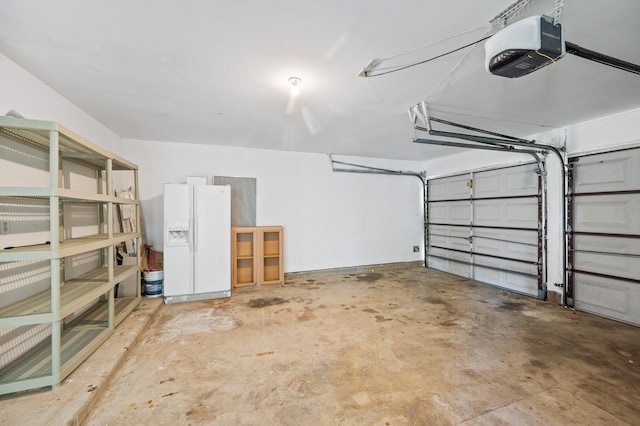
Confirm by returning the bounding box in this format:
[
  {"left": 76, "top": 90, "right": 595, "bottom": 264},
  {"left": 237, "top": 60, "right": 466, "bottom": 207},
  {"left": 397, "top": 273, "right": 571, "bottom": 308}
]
[
  {"left": 0, "top": 52, "right": 122, "bottom": 153},
  {"left": 422, "top": 107, "right": 640, "bottom": 299},
  {"left": 565, "top": 107, "right": 640, "bottom": 154},
  {"left": 0, "top": 49, "right": 425, "bottom": 274},
  {"left": 124, "top": 140, "right": 425, "bottom": 273}
]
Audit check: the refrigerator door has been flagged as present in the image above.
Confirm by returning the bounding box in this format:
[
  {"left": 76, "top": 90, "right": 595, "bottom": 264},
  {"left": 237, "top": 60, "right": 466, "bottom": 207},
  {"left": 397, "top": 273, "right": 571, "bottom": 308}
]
[
  {"left": 194, "top": 185, "right": 231, "bottom": 295},
  {"left": 163, "top": 184, "right": 193, "bottom": 297}
]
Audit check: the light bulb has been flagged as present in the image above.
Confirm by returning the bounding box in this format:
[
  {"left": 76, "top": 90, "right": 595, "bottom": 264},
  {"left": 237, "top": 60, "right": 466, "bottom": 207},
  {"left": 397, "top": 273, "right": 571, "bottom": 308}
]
[{"left": 288, "top": 77, "right": 301, "bottom": 96}]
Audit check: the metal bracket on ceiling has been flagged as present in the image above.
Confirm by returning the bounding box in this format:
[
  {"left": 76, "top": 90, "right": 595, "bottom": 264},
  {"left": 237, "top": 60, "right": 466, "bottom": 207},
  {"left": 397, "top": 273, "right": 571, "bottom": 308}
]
[
  {"left": 407, "top": 102, "right": 431, "bottom": 133},
  {"left": 407, "top": 101, "right": 569, "bottom": 163},
  {"left": 407, "top": 103, "right": 535, "bottom": 151},
  {"left": 550, "top": 0, "right": 564, "bottom": 26},
  {"left": 327, "top": 154, "right": 426, "bottom": 181},
  {"left": 490, "top": 0, "right": 532, "bottom": 30},
  {"left": 412, "top": 137, "right": 545, "bottom": 156},
  {"left": 489, "top": 0, "right": 564, "bottom": 30}
]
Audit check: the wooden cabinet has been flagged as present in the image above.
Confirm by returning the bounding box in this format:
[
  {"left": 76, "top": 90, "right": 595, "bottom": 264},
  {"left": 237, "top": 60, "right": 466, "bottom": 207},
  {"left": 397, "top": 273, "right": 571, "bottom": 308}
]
[
  {"left": 232, "top": 228, "right": 257, "bottom": 287},
  {"left": 231, "top": 226, "right": 283, "bottom": 287},
  {"left": 0, "top": 117, "right": 141, "bottom": 395}
]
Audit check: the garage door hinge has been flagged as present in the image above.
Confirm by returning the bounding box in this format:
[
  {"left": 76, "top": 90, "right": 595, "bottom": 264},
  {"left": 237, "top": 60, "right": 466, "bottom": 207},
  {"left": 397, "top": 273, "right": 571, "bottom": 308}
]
[{"left": 467, "top": 179, "right": 473, "bottom": 188}]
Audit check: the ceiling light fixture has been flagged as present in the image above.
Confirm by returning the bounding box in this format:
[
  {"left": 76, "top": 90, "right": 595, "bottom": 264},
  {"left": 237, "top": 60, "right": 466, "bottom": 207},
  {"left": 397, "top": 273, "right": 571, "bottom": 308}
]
[{"left": 288, "top": 77, "right": 302, "bottom": 96}]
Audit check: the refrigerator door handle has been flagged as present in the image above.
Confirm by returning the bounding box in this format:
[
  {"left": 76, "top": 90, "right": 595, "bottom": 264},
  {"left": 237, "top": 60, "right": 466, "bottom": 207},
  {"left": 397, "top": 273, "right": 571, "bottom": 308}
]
[{"left": 193, "top": 216, "right": 198, "bottom": 254}]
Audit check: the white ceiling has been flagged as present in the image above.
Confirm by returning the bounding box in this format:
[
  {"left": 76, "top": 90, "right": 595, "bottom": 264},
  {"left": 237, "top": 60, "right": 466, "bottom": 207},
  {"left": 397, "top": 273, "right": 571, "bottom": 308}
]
[{"left": 1, "top": 0, "right": 639, "bottom": 161}]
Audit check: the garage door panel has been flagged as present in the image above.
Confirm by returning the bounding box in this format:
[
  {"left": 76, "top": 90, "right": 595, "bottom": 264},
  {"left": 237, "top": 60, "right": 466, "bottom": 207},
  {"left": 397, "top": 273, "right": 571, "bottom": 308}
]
[
  {"left": 574, "top": 252, "right": 640, "bottom": 281},
  {"left": 474, "top": 265, "right": 538, "bottom": 296},
  {"left": 574, "top": 195, "right": 640, "bottom": 234},
  {"left": 573, "top": 149, "right": 640, "bottom": 193},
  {"left": 429, "top": 225, "right": 469, "bottom": 251},
  {"left": 474, "top": 228, "right": 538, "bottom": 247},
  {"left": 574, "top": 272, "right": 640, "bottom": 325},
  {"left": 574, "top": 235, "right": 640, "bottom": 256},
  {"left": 428, "top": 247, "right": 470, "bottom": 277},
  {"left": 429, "top": 201, "right": 469, "bottom": 225},
  {"left": 450, "top": 203, "right": 471, "bottom": 223},
  {"left": 474, "top": 231, "right": 538, "bottom": 262},
  {"left": 429, "top": 247, "right": 470, "bottom": 263},
  {"left": 570, "top": 147, "right": 640, "bottom": 327},
  {"left": 473, "top": 174, "right": 501, "bottom": 196},
  {"left": 474, "top": 198, "right": 539, "bottom": 228},
  {"left": 429, "top": 204, "right": 448, "bottom": 223},
  {"left": 474, "top": 255, "right": 538, "bottom": 276},
  {"left": 474, "top": 164, "right": 538, "bottom": 197},
  {"left": 429, "top": 257, "right": 470, "bottom": 278},
  {"left": 429, "top": 175, "right": 469, "bottom": 201}
]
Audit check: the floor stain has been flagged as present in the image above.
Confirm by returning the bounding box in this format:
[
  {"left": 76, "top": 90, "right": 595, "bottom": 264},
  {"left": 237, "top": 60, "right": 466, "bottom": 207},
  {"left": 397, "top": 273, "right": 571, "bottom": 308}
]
[
  {"left": 530, "top": 359, "right": 546, "bottom": 368},
  {"left": 375, "top": 315, "right": 393, "bottom": 322},
  {"left": 247, "top": 297, "right": 288, "bottom": 308},
  {"left": 499, "top": 301, "right": 525, "bottom": 311},
  {"left": 424, "top": 297, "right": 447, "bottom": 305},
  {"left": 356, "top": 272, "right": 383, "bottom": 282},
  {"left": 298, "top": 307, "right": 316, "bottom": 322}
]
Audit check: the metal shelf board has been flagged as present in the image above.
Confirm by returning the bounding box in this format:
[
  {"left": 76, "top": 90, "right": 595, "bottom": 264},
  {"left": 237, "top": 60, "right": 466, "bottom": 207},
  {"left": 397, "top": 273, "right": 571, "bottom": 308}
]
[
  {"left": 0, "top": 117, "right": 137, "bottom": 171},
  {"left": 0, "top": 297, "right": 140, "bottom": 395},
  {"left": 0, "top": 188, "right": 140, "bottom": 204},
  {"left": 0, "top": 232, "right": 141, "bottom": 261},
  {"left": 0, "top": 265, "right": 138, "bottom": 327},
  {"left": 71, "top": 297, "right": 140, "bottom": 328},
  {"left": 114, "top": 297, "right": 140, "bottom": 326},
  {"left": 56, "top": 189, "right": 140, "bottom": 204},
  {"left": 0, "top": 326, "right": 111, "bottom": 395},
  {"left": 0, "top": 188, "right": 52, "bottom": 197}
]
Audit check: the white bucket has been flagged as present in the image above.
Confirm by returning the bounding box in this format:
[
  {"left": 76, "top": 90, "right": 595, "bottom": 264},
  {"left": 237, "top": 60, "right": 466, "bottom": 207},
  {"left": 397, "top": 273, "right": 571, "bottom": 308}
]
[{"left": 143, "top": 270, "right": 164, "bottom": 297}]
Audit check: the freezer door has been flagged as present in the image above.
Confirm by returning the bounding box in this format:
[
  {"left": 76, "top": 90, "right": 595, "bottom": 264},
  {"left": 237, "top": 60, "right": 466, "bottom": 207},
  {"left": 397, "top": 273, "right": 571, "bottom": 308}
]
[
  {"left": 194, "top": 185, "right": 231, "bottom": 294},
  {"left": 163, "top": 184, "right": 193, "bottom": 296}
]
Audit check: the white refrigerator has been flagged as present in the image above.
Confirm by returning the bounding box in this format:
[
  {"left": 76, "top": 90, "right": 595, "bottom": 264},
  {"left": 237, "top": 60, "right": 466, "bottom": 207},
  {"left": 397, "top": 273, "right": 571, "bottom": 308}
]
[{"left": 163, "top": 183, "right": 231, "bottom": 304}]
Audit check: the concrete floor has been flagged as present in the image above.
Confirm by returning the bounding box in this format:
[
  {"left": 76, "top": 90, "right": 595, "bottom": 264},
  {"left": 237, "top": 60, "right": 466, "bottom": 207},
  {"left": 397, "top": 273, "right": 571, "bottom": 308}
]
[{"left": 3, "top": 266, "right": 640, "bottom": 425}]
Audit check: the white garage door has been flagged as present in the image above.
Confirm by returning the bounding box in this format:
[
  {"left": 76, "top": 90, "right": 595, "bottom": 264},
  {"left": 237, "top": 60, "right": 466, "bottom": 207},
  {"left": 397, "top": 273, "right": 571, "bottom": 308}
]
[
  {"left": 568, "top": 147, "right": 640, "bottom": 326},
  {"left": 427, "top": 163, "right": 545, "bottom": 299}
]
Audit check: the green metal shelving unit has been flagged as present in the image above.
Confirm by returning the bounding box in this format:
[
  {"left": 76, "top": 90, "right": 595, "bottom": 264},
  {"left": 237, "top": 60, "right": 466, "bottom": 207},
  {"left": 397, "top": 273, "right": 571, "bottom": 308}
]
[{"left": 0, "top": 117, "right": 142, "bottom": 395}]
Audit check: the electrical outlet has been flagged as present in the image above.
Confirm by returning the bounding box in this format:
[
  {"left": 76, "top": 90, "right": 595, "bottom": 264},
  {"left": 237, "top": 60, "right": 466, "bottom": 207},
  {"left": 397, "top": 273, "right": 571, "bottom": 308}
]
[
  {"left": 0, "top": 221, "right": 9, "bottom": 235},
  {"left": 413, "top": 245, "right": 420, "bottom": 252}
]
